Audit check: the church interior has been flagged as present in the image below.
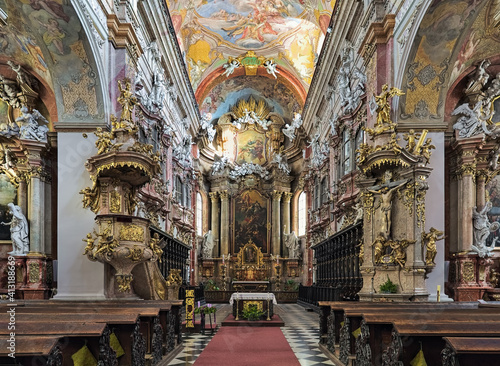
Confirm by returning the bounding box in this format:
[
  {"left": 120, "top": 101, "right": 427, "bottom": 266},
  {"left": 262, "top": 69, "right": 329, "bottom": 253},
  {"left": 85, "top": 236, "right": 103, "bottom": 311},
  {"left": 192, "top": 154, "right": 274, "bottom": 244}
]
[{"left": 1, "top": 0, "right": 500, "bottom": 365}]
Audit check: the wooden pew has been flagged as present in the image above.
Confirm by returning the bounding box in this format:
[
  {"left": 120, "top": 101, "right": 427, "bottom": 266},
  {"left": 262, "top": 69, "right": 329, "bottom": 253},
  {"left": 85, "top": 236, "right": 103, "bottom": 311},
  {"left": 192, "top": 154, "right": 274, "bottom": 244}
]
[
  {"left": 0, "top": 336, "right": 62, "bottom": 365},
  {"left": 0, "top": 321, "right": 111, "bottom": 366},
  {"left": 318, "top": 302, "right": 492, "bottom": 366},
  {"left": 11, "top": 305, "right": 159, "bottom": 365},
  {"left": 442, "top": 337, "right": 500, "bottom": 365},
  {"left": 318, "top": 302, "right": 478, "bottom": 360}
]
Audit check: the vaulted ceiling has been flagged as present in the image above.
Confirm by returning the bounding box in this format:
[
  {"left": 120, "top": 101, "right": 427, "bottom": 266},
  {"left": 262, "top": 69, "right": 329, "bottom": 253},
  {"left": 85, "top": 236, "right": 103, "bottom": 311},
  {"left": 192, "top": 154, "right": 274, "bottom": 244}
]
[{"left": 166, "top": 0, "right": 336, "bottom": 122}]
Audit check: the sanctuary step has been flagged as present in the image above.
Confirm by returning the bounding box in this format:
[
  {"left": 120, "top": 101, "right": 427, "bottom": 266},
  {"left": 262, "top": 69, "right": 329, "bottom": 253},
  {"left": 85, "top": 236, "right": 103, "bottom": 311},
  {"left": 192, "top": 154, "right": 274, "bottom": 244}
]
[
  {"left": 0, "top": 300, "right": 183, "bottom": 366},
  {"left": 318, "top": 301, "right": 500, "bottom": 366}
]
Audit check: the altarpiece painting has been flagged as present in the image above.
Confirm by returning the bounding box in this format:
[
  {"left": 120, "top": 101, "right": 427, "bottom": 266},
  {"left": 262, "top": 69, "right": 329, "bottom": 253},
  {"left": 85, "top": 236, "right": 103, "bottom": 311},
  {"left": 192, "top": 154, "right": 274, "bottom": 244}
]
[
  {"left": 0, "top": 173, "right": 17, "bottom": 241},
  {"left": 233, "top": 189, "right": 269, "bottom": 253}
]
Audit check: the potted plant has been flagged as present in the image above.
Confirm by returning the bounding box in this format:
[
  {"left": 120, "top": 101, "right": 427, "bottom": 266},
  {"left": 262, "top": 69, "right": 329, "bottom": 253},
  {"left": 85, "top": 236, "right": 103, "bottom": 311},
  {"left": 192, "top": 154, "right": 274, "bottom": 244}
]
[
  {"left": 379, "top": 276, "right": 398, "bottom": 294},
  {"left": 241, "top": 304, "right": 264, "bottom": 321}
]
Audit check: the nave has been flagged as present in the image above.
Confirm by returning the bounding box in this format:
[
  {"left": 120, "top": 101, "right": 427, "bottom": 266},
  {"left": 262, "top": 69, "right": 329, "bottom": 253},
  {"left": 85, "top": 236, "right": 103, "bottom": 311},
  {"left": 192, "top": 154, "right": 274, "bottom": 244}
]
[{"left": 167, "top": 304, "right": 333, "bottom": 366}]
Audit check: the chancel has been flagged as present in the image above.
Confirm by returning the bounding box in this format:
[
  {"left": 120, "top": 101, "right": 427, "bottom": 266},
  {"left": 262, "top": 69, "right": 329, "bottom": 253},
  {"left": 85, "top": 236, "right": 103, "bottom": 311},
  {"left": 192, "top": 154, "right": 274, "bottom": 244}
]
[{"left": 1, "top": 1, "right": 500, "bottom": 365}]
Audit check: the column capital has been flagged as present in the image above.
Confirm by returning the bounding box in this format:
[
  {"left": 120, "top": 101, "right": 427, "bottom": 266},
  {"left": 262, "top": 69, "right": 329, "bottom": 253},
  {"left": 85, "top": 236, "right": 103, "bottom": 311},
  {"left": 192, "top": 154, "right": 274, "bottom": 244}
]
[
  {"left": 209, "top": 192, "right": 219, "bottom": 202},
  {"left": 219, "top": 190, "right": 229, "bottom": 200},
  {"left": 282, "top": 192, "right": 293, "bottom": 202},
  {"left": 272, "top": 190, "right": 283, "bottom": 201}
]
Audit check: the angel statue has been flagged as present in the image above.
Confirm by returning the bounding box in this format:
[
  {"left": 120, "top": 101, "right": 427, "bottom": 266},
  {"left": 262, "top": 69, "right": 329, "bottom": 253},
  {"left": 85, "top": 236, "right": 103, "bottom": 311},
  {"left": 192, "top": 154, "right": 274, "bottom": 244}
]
[
  {"left": 1, "top": 203, "right": 29, "bottom": 255},
  {"left": 472, "top": 201, "right": 499, "bottom": 258},
  {"left": 452, "top": 101, "right": 495, "bottom": 138},
  {"left": 222, "top": 59, "right": 240, "bottom": 77},
  {"left": 374, "top": 84, "right": 404, "bottom": 127},
  {"left": 421, "top": 227, "right": 445, "bottom": 265},
  {"left": 283, "top": 113, "right": 303, "bottom": 141},
  {"left": 263, "top": 59, "right": 279, "bottom": 79}
]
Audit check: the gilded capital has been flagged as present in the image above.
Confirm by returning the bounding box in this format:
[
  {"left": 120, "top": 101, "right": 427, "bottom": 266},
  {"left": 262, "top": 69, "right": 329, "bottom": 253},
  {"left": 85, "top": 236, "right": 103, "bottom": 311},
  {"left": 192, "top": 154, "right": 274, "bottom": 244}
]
[
  {"left": 219, "top": 190, "right": 229, "bottom": 200},
  {"left": 283, "top": 192, "right": 293, "bottom": 202},
  {"left": 209, "top": 192, "right": 219, "bottom": 202},
  {"left": 272, "top": 190, "right": 283, "bottom": 200}
]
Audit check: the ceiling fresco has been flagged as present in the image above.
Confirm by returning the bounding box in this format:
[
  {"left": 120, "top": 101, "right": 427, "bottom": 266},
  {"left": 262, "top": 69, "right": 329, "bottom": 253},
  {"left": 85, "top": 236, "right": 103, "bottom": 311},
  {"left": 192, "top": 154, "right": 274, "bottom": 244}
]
[{"left": 166, "top": 0, "right": 336, "bottom": 119}]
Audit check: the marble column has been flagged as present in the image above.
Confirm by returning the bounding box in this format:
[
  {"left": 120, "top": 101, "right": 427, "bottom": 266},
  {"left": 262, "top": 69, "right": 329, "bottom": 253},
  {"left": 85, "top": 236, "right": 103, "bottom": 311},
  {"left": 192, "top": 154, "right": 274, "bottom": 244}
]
[
  {"left": 272, "top": 191, "right": 282, "bottom": 255},
  {"left": 209, "top": 192, "right": 220, "bottom": 257},
  {"left": 459, "top": 169, "right": 476, "bottom": 253},
  {"left": 28, "top": 174, "right": 44, "bottom": 255},
  {"left": 282, "top": 192, "right": 292, "bottom": 235},
  {"left": 220, "top": 190, "right": 229, "bottom": 256},
  {"left": 17, "top": 179, "right": 28, "bottom": 216}
]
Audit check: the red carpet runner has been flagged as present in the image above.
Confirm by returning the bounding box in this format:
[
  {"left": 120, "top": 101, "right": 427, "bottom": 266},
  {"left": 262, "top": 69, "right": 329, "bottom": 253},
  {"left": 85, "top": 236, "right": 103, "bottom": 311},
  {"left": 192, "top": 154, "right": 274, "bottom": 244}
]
[{"left": 193, "top": 327, "right": 300, "bottom": 366}]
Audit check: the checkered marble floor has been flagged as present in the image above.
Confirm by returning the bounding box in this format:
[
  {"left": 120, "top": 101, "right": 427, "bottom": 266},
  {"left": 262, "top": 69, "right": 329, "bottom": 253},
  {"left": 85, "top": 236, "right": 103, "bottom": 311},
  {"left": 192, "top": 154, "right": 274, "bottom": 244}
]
[{"left": 166, "top": 303, "right": 333, "bottom": 366}]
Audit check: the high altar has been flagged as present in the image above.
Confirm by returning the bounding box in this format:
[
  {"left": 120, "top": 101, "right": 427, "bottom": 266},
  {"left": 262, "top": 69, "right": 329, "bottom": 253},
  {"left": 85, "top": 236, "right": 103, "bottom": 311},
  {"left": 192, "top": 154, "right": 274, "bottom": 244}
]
[{"left": 198, "top": 97, "right": 304, "bottom": 291}]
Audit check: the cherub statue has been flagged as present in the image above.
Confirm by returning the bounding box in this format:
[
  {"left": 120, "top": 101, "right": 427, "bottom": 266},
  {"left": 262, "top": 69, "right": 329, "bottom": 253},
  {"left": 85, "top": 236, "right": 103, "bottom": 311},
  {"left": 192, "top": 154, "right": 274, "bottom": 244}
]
[
  {"left": 263, "top": 59, "right": 279, "bottom": 79},
  {"left": 421, "top": 227, "right": 444, "bottom": 265},
  {"left": 83, "top": 232, "right": 96, "bottom": 256},
  {"left": 150, "top": 233, "right": 163, "bottom": 261},
  {"left": 222, "top": 59, "right": 240, "bottom": 77},
  {"left": 403, "top": 129, "right": 417, "bottom": 153}
]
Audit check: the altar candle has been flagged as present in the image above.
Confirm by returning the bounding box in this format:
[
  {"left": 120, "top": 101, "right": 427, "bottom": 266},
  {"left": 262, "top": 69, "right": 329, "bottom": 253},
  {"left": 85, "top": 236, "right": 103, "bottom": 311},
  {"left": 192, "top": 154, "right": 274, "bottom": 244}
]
[
  {"left": 276, "top": 255, "right": 279, "bottom": 264},
  {"left": 222, "top": 254, "right": 225, "bottom": 264}
]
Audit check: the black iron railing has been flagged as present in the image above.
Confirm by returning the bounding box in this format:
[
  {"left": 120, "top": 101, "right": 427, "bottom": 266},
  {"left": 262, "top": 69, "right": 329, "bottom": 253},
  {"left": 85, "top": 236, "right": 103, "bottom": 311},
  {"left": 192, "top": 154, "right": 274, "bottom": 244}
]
[{"left": 154, "top": 227, "right": 191, "bottom": 284}]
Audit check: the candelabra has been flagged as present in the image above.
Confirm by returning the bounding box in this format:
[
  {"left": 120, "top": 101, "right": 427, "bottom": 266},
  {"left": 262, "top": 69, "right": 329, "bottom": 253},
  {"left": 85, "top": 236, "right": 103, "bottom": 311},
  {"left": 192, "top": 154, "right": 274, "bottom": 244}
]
[
  {"left": 275, "top": 264, "right": 281, "bottom": 291},
  {"left": 221, "top": 264, "right": 227, "bottom": 291}
]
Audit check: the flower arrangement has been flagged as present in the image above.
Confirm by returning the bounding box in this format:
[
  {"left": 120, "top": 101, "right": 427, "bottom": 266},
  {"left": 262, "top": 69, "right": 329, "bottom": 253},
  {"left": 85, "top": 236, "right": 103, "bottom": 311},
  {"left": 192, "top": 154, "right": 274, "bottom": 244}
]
[
  {"left": 241, "top": 304, "right": 264, "bottom": 321},
  {"left": 194, "top": 304, "right": 217, "bottom": 315}
]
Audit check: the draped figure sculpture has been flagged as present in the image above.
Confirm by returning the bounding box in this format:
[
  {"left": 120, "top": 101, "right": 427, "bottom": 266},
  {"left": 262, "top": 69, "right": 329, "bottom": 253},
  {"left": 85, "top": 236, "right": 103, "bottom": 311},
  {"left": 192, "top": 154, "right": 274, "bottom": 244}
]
[
  {"left": 202, "top": 230, "right": 214, "bottom": 259},
  {"left": 1, "top": 203, "right": 29, "bottom": 255},
  {"left": 284, "top": 231, "right": 300, "bottom": 259}
]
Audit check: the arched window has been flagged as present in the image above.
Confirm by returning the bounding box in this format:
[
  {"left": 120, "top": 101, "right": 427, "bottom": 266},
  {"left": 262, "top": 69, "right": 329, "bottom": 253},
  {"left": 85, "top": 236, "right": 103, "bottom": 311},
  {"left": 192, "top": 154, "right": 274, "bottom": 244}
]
[
  {"left": 196, "top": 193, "right": 203, "bottom": 236},
  {"left": 298, "top": 192, "right": 307, "bottom": 236},
  {"left": 342, "top": 129, "right": 351, "bottom": 176},
  {"left": 175, "top": 176, "right": 182, "bottom": 204}
]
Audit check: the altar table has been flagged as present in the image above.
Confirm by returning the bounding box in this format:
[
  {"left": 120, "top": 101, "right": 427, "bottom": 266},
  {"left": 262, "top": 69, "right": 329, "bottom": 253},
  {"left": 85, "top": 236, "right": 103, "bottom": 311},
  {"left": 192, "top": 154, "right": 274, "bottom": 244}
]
[{"left": 229, "top": 292, "right": 277, "bottom": 319}]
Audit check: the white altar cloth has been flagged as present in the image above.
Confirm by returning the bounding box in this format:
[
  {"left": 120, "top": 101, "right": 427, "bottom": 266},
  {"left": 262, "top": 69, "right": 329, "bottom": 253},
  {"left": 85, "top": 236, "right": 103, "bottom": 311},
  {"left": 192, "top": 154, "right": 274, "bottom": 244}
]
[{"left": 229, "top": 292, "right": 277, "bottom": 305}]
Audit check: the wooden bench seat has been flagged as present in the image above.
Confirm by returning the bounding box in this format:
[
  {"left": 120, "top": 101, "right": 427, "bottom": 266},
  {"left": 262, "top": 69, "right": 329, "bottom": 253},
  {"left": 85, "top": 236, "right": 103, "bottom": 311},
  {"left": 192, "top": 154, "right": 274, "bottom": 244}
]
[
  {"left": 0, "top": 300, "right": 184, "bottom": 366},
  {"left": 442, "top": 337, "right": 500, "bottom": 365},
  {"left": 318, "top": 302, "right": 500, "bottom": 366}
]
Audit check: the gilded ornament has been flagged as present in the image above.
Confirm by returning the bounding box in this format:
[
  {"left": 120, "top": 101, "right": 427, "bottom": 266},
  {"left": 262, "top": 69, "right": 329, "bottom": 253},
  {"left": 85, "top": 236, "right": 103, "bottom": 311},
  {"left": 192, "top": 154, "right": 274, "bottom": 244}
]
[
  {"left": 126, "top": 246, "right": 144, "bottom": 262},
  {"left": 364, "top": 85, "right": 404, "bottom": 138},
  {"left": 82, "top": 232, "right": 96, "bottom": 255},
  {"left": 463, "top": 262, "right": 475, "bottom": 282},
  {"left": 80, "top": 183, "right": 100, "bottom": 213},
  {"left": 93, "top": 127, "right": 122, "bottom": 155},
  {"left": 209, "top": 192, "right": 218, "bottom": 202},
  {"left": 110, "top": 190, "right": 121, "bottom": 213},
  {"left": 272, "top": 190, "right": 283, "bottom": 200},
  {"left": 149, "top": 233, "right": 163, "bottom": 262},
  {"left": 166, "top": 269, "right": 182, "bottom": 285},
  {"left": 116, "top": 79, "right": 138, "bottom": 131},
  {"left": 119, "top": 224, "right": 144, "bottom": 242},
  {"left": 357, "top": 239, "right": 364, "bottom": 266},
  {"left": 421, "top": 227, "right": 444, "bottom": 265},
  {"left": 28, "top": 262, "right": 39, "bottom": 283},
  {"left": 219, "top": 190, "right": 229, "bottom": 200},
  {"left": 94, "top": 227, "right": 120, "bottom": 256},
  {"left": 116, "top": 274, "right": 133, "bottom": 292}
]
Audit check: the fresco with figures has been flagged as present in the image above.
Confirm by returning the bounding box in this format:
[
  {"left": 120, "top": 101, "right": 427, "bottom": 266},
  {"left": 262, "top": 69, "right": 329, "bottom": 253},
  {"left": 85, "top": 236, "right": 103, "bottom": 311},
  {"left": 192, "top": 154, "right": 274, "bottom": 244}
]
[
  {"left": 236, "top": 129, "right": 267, "bottom": 165},
  {"left": 200, "top": 75, "right": 301, "bottom": 120},
  {"left": 233, "top": 189, "right": 268, "bottom": 253},
  {"left": 166, "top": 0, "right": 336, "bottom": 97},
  {"left": 0, "top": 0, "right": 103, "bottom": 121}
]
